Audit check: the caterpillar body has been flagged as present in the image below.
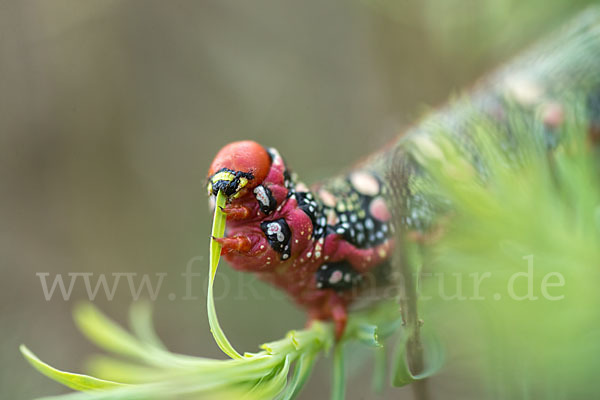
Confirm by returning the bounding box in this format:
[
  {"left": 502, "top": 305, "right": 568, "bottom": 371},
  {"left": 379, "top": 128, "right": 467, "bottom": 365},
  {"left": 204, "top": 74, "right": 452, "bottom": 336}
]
[{"left": 206, "top": 10, "right": 600, "bottom": 340}]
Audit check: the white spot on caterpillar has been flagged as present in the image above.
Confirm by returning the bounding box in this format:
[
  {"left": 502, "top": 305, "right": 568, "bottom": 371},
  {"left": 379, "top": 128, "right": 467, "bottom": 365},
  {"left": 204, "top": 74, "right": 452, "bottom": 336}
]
[
  {"left": 505, "top": 74, "right": 544, "bottom": 106},
  {"left": 254, "top": 186, "right": 270, "bottom": 207},
  {"left": 412, "top": 135, "right": 445, "bottom": 161},
  {"left": 329, "top": 270, "right": 343, "bottom": 285},
  {"left": 266, "top": 222, "right": 285, "bottom": 242},
  {"left": 319, "top": 189, "right": 337, "bottom": 207}
]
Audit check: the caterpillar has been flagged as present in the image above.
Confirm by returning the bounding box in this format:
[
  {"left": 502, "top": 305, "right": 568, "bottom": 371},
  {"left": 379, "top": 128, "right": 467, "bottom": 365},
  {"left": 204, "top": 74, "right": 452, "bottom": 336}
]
[
  {"left": 18, "top": 9, "right": 600, "bottom": 400},
  {"left": 207, "top": 141, "right": 395, "bottom": 339},
  {"left": 206, "top": 9, "right": 600, "bottom": 340}
]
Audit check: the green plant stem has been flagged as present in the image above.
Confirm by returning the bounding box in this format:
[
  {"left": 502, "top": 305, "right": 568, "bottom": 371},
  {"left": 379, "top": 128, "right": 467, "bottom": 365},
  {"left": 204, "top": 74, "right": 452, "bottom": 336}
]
[
  {"left": 331, "top": 344, "right": 346, "bottom": 400},
  {"left": 208, "top": 190, "right": 243, "bottom": 359}
]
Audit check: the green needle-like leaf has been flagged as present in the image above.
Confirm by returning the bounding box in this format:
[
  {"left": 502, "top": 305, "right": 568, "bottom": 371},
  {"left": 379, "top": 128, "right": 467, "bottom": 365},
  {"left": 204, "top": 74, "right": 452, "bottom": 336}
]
[
  {"left": 391, "top": 330, "right": 445, "bottom": 387},
  {"left": 21, "top": 298, "right": 402, "bottom": 399},
  {"left": 244, "top": 355, "right": 292, "bottom": 399},
  {"left": 208, "top": 190, "right": 243, "bottom": 359},
  {"left": 75, "top": 303, "right": 208, "bottom": 368},
  {"left": 85, "top": 356, "right": 168, "bottom": 384},
  {"left": 74, "top": 303, "right": 156, "bottom": 363},
  {"left": 352, "top": 323, "right": 381, "bottom": 347},
  {"left": 20, "top": 345, "right": 126, "bottom": 391},
  {"left": 372, "top": 346, "right": 386, "bottom": 394},
  {"left": 129, "top": 301, "right": 167, "bottom": 350},
  {"left": 330, "top": 344, "right": 346, "bottom": 400},
  {"left": 280, "top": 352, "right": 318, "bottom": 400}
]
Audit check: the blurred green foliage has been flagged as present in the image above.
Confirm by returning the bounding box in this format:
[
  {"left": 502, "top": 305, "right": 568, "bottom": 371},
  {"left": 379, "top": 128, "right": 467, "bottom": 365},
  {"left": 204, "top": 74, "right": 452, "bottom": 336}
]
[
  {"left": 21, "top": 300, "right": 406, "bottom": 399},
  {"left": 413, "top": 98, "right": 600, "bottom": 398}
]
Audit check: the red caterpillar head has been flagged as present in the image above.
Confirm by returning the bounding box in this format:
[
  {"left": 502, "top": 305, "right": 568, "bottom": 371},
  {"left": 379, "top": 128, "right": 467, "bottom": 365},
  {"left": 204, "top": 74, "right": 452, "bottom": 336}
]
[
  {"left": 207, "top": 141, "right": 304, "bottom": 272},
  {"left": 207, "top": 140, "right": 291, "bottom": 220},
  {"left": 207, "top": 141, "right": 270, "bottom": 199}
]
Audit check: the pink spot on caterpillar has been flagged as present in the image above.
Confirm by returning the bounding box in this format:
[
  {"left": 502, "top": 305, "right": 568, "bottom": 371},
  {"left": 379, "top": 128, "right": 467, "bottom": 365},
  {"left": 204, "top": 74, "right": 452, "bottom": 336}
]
[
  {"left": 329, "top": 270, "right": 343, "bottom": 285},
  {"left": 370, "top": 197, "right": 391, "bottom": 222},
  {"left": 326, "top": 208, "right": 339, "bottom": 225},
  {"left": 541, "top": 102, "right": 564, "bottom": 128},
  {"left": 318, "top": 189, "right": 337, "bottom": 207},
  {"left": 296, "top": 182, "right": 309, "bottom": 192},
  {"left": 350, "top": 171, "right": 379, "bottom": 196}
]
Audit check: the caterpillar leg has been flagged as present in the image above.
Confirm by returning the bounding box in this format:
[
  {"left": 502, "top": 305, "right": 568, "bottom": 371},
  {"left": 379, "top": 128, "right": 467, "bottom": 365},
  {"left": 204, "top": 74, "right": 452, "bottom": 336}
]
[
  {"left": 220, "top": 204, "right": 252, "bottom": 220},
  {"left": 213, "top": 235, "right": 253, "bottom": 254},
  {"left": 330, "top": 297, "right": 348, "bottom": 341},
  {"left": 307, "top": 294, "right": 348, "bottom": 341}
]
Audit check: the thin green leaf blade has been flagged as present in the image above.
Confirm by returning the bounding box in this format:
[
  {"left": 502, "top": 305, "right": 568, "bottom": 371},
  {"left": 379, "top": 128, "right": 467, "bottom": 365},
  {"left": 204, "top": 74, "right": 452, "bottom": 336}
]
[
  {"left": 280, "top": 352, "right": 318, "bottom": 400},
  {"left": 391, "top": 331, "right": 445, "bottom": 387},
  {"left": 207, "top": 190, "right": 243, "bottom": 359},
  {"left": 129, "top": 301, "right": 166, "bottom": 350},
  {"left": 330, "top": 344, "right": 346, "bottom": 400},
  {"left": 74, "top": 303, "right": 151, "bottom": 362},
  {"left": 353, "top": 323, "right": 382, "bottom": 347},
  {"left": 20, "top": 345, "right": 125, "bottom": 392},
  {"left": 244, "top": 355, "right": 292, "bottom": 400},
  {"left": 372, "top": 346, "right": 386, "bottom": 394}
]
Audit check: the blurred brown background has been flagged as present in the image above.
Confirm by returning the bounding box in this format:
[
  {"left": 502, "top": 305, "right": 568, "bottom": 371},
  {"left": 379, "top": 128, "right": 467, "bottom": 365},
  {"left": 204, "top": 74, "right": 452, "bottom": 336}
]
[{"left": 1, "top": 0, "right": 594, "bottom": 399}]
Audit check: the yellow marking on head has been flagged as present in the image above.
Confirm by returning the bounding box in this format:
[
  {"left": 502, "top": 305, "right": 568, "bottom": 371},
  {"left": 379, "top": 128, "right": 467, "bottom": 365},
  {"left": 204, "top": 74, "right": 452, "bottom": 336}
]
[
  {"left": 209, "top": 171, "right": 250, "bottom": 198},
  {"left": 211, "top": 170, "right": 236, "bottom": 183},
  {"left": 231, "top": 177, "right": 249, "bottom": 198}
]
